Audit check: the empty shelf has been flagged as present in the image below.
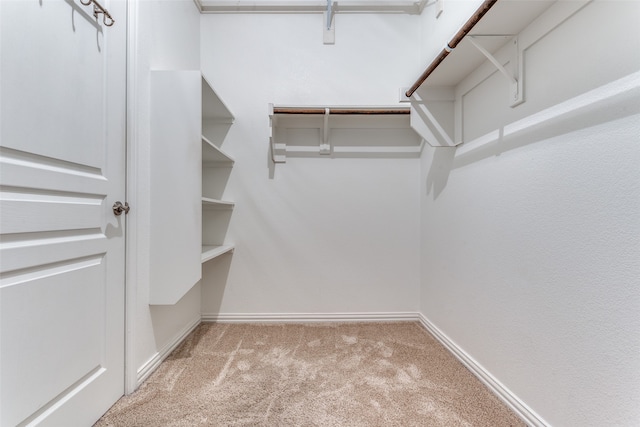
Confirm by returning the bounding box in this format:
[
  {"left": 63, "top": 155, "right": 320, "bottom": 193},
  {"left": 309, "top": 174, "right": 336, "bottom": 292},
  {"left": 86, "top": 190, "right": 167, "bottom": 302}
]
[
  {"left": 202, "top": 75, "right": 234, "bottom": 121},
  {"left": 202, "top": 197, "right": 235, "bottom": 209},
  {"left": 202, "top": 135, "right": 234, "bottom": 164},
  {"left": 201, "top": 244, "right": 235, "bottom": 263}
]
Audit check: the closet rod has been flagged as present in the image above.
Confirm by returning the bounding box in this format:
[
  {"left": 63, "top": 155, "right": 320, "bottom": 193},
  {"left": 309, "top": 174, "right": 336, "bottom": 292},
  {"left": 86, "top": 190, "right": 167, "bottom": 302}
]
[
  {"left": 273, "top": 107, "right": 410, "bottom": 115},
  {"left": 405, "top": 0, "right": 498, "bottom": 98},
  {"left": 80, "top": 0, "right": 115, "bottom": 26}
]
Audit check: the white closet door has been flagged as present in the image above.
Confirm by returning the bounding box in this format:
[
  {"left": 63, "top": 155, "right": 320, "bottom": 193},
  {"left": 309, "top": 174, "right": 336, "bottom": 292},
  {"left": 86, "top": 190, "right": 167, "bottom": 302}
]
[{"left": 0, "top": 0, "right": 126, "bottom": 425}]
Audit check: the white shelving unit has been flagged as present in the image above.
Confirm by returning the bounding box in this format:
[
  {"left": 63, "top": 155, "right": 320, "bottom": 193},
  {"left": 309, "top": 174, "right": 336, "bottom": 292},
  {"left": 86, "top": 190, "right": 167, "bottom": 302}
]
[
  {"left": 147, "top": 71, "right": 236, "bottom": 304},
  {"left": 201, "top": 75, "right": 235, "bottom": 264}
]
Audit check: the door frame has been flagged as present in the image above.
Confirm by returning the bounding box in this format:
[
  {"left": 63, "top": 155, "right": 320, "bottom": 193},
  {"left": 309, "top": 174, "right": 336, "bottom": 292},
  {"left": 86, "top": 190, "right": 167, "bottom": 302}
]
[{"left": 124, "top": 0, "right": 139, "bottom": 395}]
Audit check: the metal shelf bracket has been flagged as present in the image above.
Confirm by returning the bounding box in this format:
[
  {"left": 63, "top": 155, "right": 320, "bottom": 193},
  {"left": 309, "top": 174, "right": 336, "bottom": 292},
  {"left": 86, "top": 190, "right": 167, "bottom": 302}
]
[
  {"left": 321, "top": 108, "right": 331, "bottom": 154},
  {"left": 467, "top": 35, "right": 524, "bottom": 107},
  {"left": 324, "top": 0, "right": 336, "bottom": 44}
]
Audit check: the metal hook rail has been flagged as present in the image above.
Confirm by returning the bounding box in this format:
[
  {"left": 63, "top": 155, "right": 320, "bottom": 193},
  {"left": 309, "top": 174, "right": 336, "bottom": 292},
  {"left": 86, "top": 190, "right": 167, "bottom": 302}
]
[{"left": 79, "top": 0, "right": 115, "bottom": 26}]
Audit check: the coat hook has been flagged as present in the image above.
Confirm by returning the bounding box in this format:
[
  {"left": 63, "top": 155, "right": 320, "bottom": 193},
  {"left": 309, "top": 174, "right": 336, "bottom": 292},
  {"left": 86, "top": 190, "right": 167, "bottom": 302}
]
[
  {"left": 101, "top": 9, "right": 115, "bottom": 26},
  {"left": 79, "top": 0, "right": 115, "bottom": 27}
]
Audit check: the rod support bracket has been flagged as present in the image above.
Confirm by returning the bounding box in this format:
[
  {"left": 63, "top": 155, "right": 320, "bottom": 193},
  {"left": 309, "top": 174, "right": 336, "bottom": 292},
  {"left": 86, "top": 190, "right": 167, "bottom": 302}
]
[
  {"left": 467, "top": 35, "right": 523, "bottom": 107},
  {"left": 320, "top": 108, "right": 331, "bottom": 154},
  {"left": 324, "top": 0, "right": 336, "bottom": 44}
]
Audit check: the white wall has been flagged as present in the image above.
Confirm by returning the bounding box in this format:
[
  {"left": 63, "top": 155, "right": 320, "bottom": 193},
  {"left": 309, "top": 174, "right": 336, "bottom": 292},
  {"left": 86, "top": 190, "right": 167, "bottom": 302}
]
[
  {"left": 199, "top": 12, "right": 422, "bottom": 317},
  {"left": 129, "top": 0, "right": 202, "bottom": 388},
  {"left": 420, "top": 1, "right": 640, "bottom": 426}
]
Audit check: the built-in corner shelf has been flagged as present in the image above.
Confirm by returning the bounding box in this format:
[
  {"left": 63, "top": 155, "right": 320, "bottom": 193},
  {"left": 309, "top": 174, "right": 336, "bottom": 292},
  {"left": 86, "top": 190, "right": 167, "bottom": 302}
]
[
  {"left": 148, "top": 70, "right": 236, "bottom": 304},
  {"left": 201, "top": 245, "right": 235, "bottom": 263},
  {"left": 269, "top": 104, "right": 421, "bottom": 163},
  {"left": 201, "top": 74, "right": 235, "bottom": 265}
]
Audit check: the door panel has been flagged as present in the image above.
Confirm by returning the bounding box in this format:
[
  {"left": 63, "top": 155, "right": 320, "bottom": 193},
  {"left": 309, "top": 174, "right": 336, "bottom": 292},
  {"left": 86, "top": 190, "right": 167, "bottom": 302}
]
[
  {"left": 0, "top": 0, "right": 126, "bottom": 425},
  {"left": 1, "top": 1, "right": 106, "bottom": 168},
  {"left": 2, "top": 258, "right": 105, "bottom": 424}
]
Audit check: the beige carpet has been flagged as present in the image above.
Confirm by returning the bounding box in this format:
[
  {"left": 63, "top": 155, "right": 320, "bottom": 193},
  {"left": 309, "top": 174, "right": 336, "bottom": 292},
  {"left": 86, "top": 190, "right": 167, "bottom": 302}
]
[{"left": 96, "top": 322, "right": 524, "bottom": 426}]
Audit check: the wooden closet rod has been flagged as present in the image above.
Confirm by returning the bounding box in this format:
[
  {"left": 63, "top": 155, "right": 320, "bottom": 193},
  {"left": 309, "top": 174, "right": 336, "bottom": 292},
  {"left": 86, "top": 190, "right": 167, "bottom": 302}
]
[
  {"left": 405, "top": 0, "right": 498, "bottom": 98},
  {"left": 273, "top": 107, "right": 410, "bottom": 115}
]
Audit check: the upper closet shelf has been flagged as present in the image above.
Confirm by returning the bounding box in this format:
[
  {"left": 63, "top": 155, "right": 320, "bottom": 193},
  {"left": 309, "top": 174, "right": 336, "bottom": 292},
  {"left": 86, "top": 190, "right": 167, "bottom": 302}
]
[
  {"left": 197, "top": 1, "right": 427, "bottom": 13},
  {"left": 405, "top": 0, "right": 562, "bottom": 148},
  {"left": 202, "top": 135, "right": 234, "bottom": 165},
  {"left": 406, "top": 0, "right": 555, "bottom": 102},
  {"left": 272, "top": 106, "right": 410, "bottom": 116},
  {"left": 269, "top": 104, "right": 420, "bottom": 163}
]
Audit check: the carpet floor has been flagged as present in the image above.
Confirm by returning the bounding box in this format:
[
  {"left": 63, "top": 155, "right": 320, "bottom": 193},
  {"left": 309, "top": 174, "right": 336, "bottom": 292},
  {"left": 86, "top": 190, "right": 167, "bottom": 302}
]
[{"left": 95, "top": 322, "right": 524, "bottom": 426}]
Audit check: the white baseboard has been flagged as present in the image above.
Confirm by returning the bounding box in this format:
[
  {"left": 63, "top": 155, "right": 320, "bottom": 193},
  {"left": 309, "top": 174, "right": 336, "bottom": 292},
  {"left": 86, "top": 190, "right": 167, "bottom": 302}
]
[
  {"left": 201, "top": 312, "right": 421, "bottom": 323},
  {"left": 136, "top": 316, "right": 201, "bottom": 387},
  {"left": 417, "top": 313, "right": 548, "bottom": 427}
]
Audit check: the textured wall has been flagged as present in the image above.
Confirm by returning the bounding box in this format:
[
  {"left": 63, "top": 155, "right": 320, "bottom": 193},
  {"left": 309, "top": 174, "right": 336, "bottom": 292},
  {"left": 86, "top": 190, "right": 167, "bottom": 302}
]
[
  {"left": 420, "top": 1, "right": 640, "bottom": 425},
  {"left": 199, "top": 12, "right": 422, "bottom": 316}
]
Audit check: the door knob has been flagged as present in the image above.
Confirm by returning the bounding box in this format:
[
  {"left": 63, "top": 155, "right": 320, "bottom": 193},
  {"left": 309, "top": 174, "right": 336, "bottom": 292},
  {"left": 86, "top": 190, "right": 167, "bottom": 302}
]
[{"left": 112, "top": 201, "right": 130, "bottom": 216}]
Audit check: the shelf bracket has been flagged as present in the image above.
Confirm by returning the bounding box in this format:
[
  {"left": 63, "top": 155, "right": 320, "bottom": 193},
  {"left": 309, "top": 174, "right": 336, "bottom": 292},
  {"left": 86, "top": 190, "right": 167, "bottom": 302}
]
[
  {"left": 320, "top": 108, "right": 331, "bottom": 154},
  {"left": 268, "top": 103, "right": 286, "bottom": 163},
  {"left": 324, "top": 0, "right": 335, "bottom": 44},
  {"left": 467, "top": 35, "right": 524, "bottom": 107}
]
